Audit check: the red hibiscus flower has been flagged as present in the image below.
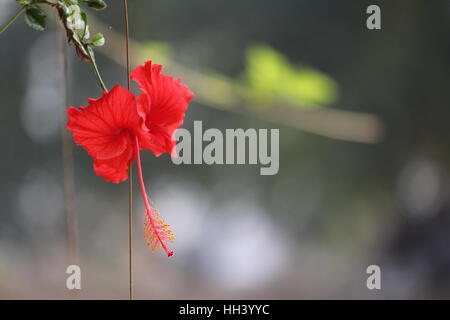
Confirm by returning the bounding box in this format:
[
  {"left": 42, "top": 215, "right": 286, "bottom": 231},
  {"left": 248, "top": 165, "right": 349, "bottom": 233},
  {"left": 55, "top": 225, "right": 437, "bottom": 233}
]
[
  {"left": 67, "top": 85, "right": 142, "bottom": 183},
  {"left": 66, "top": 61, "right": 194, "bottom": 257},
  {"left": 131, "top": 61, "right": 194, "bottom": 156}
]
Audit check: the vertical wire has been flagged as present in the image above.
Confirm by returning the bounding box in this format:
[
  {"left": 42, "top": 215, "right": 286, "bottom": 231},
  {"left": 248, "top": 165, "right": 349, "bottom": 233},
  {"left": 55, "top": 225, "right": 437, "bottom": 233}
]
[
  {"left": 123, "top": 0, "right": 133, "bottom": 301},
  {"left": 57, "top": 19, "right": 79, "bottom": 295}
]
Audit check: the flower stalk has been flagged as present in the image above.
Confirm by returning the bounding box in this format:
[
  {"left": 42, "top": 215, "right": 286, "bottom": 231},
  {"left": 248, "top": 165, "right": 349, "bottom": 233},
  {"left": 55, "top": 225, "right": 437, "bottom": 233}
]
[
  {"left": 86, "top": 46, "right": 107, "bottom": 91},
  {"left": 0, "top": 6, "right": 27, "bottom": 35}
]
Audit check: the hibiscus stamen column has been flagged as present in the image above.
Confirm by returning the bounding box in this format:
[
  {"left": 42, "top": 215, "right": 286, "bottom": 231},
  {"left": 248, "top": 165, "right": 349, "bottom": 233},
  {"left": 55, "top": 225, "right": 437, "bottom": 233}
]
[{"left": 134, "top": 136, "right": 175, "bottom": 257}]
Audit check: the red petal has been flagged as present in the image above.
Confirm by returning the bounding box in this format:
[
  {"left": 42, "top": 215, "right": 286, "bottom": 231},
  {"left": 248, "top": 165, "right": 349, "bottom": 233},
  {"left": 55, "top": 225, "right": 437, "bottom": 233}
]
[
  {"left": 135, "top": 93, "right": 175, "bottom": 156},
  {"left": 93, "top": 143, "right": 135, "bottom": 183},
  {"left": 67, "top": 85, "right": 142, "bottom": 182},
  {"left": 131, "top": 61, "right": 194, "bottom": 156}
]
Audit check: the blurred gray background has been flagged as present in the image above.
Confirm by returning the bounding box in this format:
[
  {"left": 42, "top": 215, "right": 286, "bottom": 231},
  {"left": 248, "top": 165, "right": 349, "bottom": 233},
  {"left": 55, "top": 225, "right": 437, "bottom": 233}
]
[{"left": 1, "top": 0, "right": 450, "bottom": 299}]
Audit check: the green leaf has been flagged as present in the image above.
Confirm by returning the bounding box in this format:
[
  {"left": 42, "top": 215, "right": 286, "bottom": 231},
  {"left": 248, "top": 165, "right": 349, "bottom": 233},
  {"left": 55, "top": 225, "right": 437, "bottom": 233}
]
[
  {"left": 81, "top": 0, "right": 107, "bottom": 10},
  {"left": 91, "top": 33, "right": 105, "bottom": 46},
  {"left": 80, "top": 11, "right": 89, "bottom": 40},
  {"left": 24, "top": 6, "right": 46, "bottom": 31},
  {"left": 16, "top": 0, "right": 32, "bottom": 5}
]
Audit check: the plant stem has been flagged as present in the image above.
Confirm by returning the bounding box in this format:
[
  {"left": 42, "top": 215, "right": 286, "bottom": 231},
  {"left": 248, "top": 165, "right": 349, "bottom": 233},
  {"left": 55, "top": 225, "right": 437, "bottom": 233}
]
[
  {"left": 123, "top": 0, "right": 133, "bottom": 301},
  {"left": 87, "top": 47, "right": 108, "bottom": 92},
  {"left": 0, "top": 6, "right": 27, "bottom": 35},
  {"left": 92, "top": 59, "right": 107, "bottom": 92}
]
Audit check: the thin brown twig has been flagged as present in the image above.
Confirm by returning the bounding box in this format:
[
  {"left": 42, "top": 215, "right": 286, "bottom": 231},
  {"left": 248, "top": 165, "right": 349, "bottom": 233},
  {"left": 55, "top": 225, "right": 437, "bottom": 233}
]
[{"left": 123, "top": 0, "right": 133, "bottom": 301}]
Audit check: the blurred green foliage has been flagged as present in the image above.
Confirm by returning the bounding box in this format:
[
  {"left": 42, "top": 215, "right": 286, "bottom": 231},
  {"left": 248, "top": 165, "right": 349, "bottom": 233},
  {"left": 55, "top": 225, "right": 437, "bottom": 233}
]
[
  {"left": 244, "top": 44, "right": 339, "bottom": 107},
  {"left": 139, "top": 41, "right": 172, "bottom": 65}
]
